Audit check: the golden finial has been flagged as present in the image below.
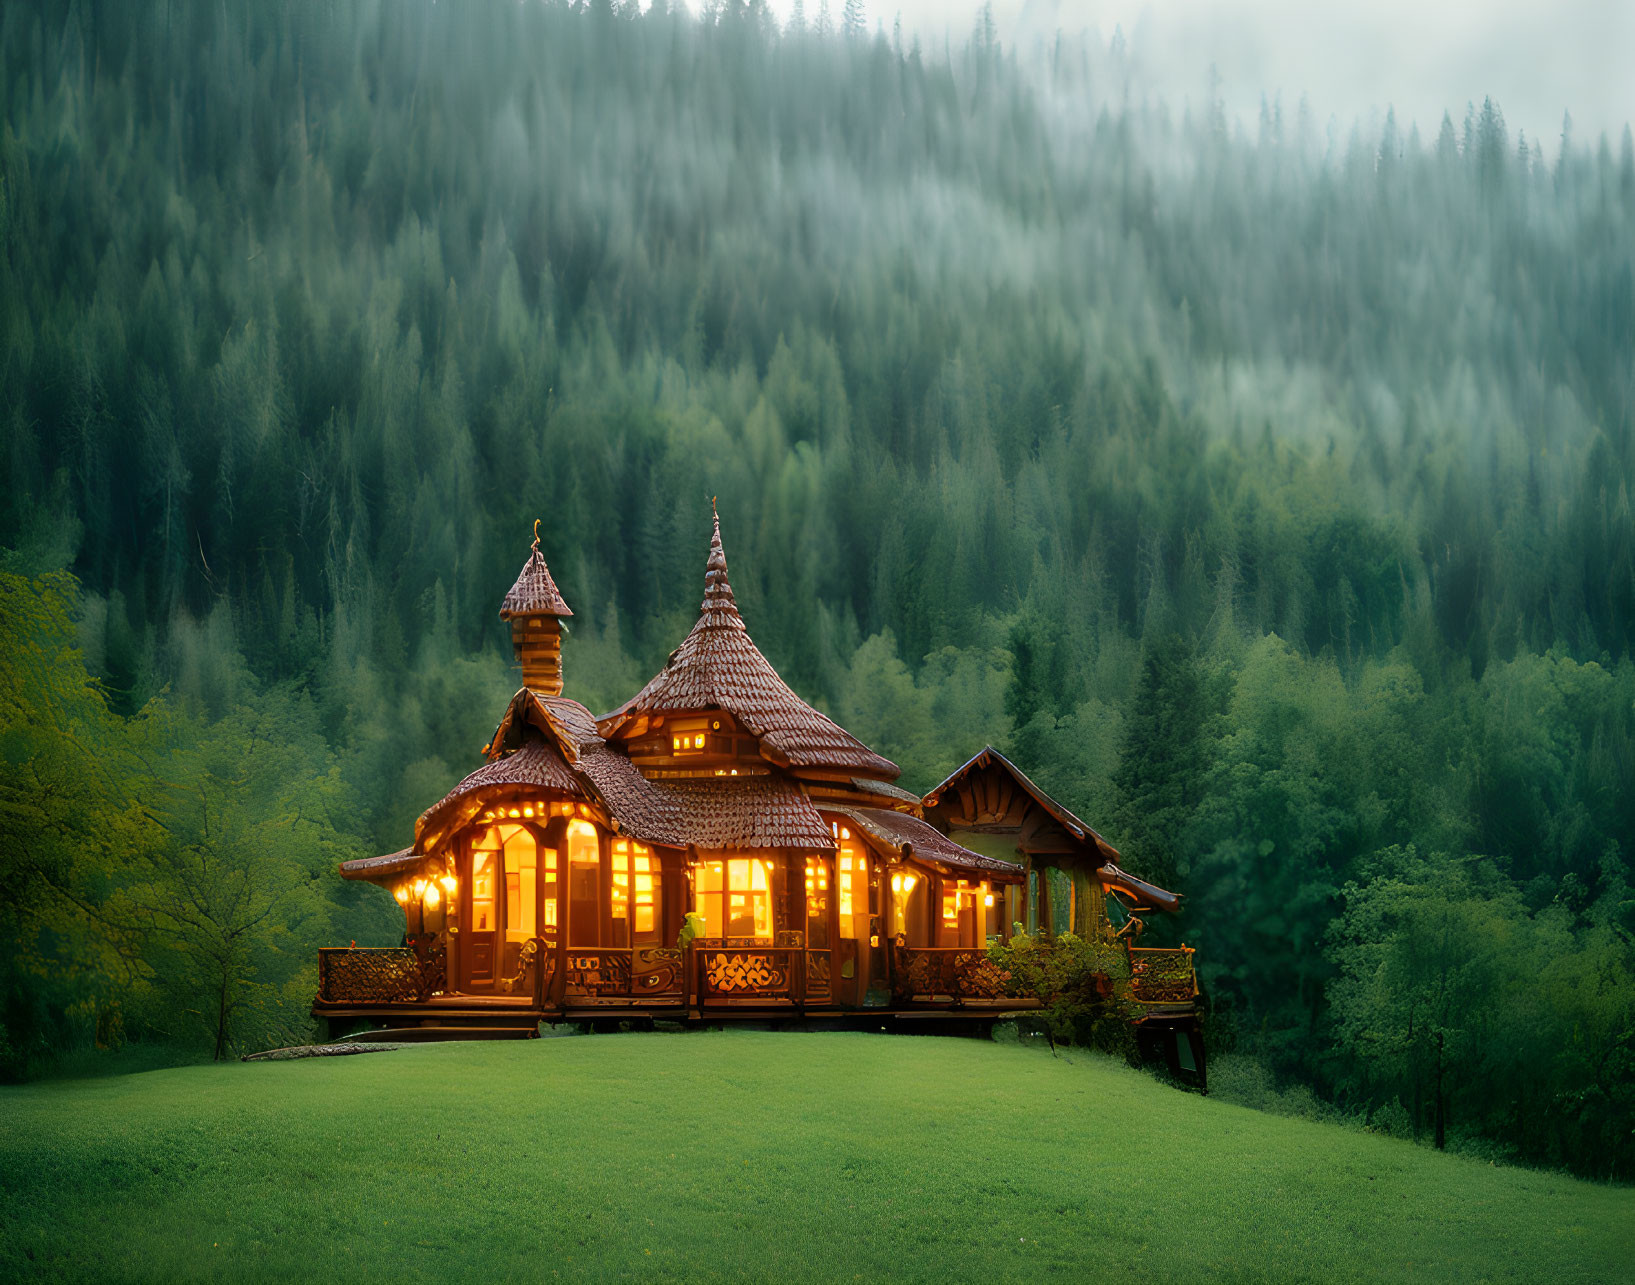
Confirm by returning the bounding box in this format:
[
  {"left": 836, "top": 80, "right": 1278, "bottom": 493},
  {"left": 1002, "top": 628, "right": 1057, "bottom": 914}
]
[{"left": 531, "top": 518, "right": 541, "bottom": 552}]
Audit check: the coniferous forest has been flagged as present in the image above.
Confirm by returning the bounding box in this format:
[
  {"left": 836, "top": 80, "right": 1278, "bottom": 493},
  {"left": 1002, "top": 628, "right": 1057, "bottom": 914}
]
[{"left": 2, "top": 1, "right": 1632, "bottom": 1179}]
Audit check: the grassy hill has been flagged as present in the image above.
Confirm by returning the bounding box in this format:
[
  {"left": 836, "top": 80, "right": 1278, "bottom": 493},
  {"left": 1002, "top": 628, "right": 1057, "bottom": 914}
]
[{"left": 1, "top": 1032, "right": 1628, "bottom": 1283}]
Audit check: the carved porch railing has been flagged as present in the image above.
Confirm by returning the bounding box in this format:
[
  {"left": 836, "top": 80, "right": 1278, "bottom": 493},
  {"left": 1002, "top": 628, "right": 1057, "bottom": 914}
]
[
  {"left": 1128, "top": 946, "right": 1198, "bottom": 1006},
  {"left": 317, "top": 946, "right": 445, "bottom": 1005},
  {"left": 564, "top": 947, "right": 685, "bottom": 1005},
  {"left": 695, "top": 942, "right": 801, "bottom": 1004},
  {"left": 890, "top": 947, "right": 1009, "bottom": 1003},
  {"left": 804, "top": 949, "right": 831, "bottom": 1003},
  {"left": 498, "top": 938, "right": 557, "bottom": 1000}
]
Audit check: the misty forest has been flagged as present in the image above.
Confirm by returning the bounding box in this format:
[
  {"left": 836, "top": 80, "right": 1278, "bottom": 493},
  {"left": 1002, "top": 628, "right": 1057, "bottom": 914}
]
[{"left": 2, "top": 0, "right": 1633, "bottom": 1181}]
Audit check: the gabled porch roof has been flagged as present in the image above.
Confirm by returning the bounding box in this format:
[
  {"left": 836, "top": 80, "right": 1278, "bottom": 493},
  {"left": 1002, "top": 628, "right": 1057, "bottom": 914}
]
[{"left": 922, "top": 745, "right": 1121, "bottom": 864}]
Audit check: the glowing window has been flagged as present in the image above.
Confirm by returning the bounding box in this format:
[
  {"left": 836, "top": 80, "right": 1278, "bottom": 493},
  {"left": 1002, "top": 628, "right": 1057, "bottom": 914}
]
[
  {"left": 472, "top": 821, "right": 560, "bottom": 942},
  {"left": 834, "top": 829, "right": 869, "bottom": 940},
  {"left": 610, "top": 837, "right": 661, "bottom": 946},
  {"left": 938, "top": 878, "right": 987, "bottom": 948},
  {"left": 693, "top": 856, "right": 772, "bottom": 940},
  {"left": 889, "top": 869, "right": 922, "bottom": 941},
  {"left": 804, "top": 856, "right": 830, "bottom": 949},
  {"left": 504, "top": 826, "right": 537, "bottom": 942},
  {"left": 470, "top": 850, "right": 496, "bottom": 933},
  {"left": 669, "top": 717, "right": 712, "bottom": 756}
]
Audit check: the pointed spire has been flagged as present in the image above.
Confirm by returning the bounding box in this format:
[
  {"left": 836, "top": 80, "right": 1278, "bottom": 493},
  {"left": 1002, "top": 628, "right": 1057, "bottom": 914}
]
[
  {"left": 701, "top": 498, "right": 740, "bottom": 621},
  {"left": 501, "top": 519, "right": 572, "bottom": 619}
]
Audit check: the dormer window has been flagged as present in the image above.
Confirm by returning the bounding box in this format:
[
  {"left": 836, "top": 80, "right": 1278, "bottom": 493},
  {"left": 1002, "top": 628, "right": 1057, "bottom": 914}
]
[{"left": 669, "top": 718, "right": 710, "bottom": 756}]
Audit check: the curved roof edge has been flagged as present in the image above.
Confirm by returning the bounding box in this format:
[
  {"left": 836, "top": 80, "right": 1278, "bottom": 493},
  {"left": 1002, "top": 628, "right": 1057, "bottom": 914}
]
[
  {"left": 825, "top": 805, "right": 1025, "bottom": 880},
  {"left": 339, "top": 848, "right": 434, "bottom": 883}
]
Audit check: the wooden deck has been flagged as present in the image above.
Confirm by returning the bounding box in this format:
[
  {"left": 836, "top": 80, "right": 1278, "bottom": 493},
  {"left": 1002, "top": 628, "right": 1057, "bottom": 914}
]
[{"left": 311, "top": 941, "right": 1193, "bottom": 1034}]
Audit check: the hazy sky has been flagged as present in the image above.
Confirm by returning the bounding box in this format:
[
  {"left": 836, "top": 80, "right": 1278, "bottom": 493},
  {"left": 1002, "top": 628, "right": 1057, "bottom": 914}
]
[{"left": 758, "top": 0, "right": 1632, "bottom": 156}]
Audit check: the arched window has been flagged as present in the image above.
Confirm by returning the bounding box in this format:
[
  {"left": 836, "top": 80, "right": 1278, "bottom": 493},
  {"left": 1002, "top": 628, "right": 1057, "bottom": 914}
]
[
  {"left": 694, "top": 856, "right": 773, "bottom": 940},
  {"left": 889, "top": 867, "right": 926, "bottom": 944},
  {"left": 469, "top": 822, "right": 559, "bottom": 943}
]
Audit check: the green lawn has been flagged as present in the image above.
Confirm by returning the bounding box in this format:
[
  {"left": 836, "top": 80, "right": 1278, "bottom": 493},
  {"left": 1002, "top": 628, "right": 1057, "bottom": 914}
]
[{"left": 1, "top": 1032, "right": 1629, "bottom": 1283}]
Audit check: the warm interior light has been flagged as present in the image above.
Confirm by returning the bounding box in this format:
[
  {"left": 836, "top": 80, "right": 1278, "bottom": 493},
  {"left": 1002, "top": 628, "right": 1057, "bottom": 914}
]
[
  {"left": 394, "top": 886, "right": 409, "bottom": 904},
  {"left": 523, "top": 805, "right": 535, "bottom": 818},
  {"left": 440, "top": 874, "right": 457, "bottom": 894},
  {"left": 890, "top": 874, "right": 903, "bottom": 893},
  {"left": 984, "top": 894, "right": 995, "bottom": 907},
  {"left": 508, "top": 808, "right": 521, "bottom": 818},
  {"left": 412, "top": 879, "right": 426, "bottom": 897},
  {"left": 423, "top": 882, "right": 441, "bottom": 908}
]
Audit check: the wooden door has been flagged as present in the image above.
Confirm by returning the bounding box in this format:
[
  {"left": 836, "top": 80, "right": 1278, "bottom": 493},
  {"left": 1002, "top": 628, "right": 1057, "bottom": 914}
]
[
  {"left": 833, "top": 835, "right": 870, "bottom": 1006},
  {"left": 463, "top": 846, "right": 499, "bottom": 990}
]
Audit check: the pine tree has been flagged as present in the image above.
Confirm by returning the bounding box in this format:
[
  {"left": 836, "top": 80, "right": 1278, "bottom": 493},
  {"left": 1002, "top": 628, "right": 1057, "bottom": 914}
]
[{"left": 1108, "top": 636, "right": 1210, "bottom": 889}]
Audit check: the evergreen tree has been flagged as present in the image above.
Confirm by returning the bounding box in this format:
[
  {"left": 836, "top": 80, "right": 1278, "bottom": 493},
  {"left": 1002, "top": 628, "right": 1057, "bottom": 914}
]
[{"left": 1108, "top": 636, "right": 1210, "bottom": 890}]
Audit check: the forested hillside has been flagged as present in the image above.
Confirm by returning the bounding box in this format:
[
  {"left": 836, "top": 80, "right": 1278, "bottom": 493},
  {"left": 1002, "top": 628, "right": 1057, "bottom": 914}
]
[{"left": 2, "top": 1, "right": 1631, "bottom": 1177}]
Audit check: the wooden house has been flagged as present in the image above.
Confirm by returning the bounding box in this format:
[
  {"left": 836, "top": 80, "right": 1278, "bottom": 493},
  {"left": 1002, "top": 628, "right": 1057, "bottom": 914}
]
[{"left": 314, "top": 513, "right": 1202, "bottom": 1081}]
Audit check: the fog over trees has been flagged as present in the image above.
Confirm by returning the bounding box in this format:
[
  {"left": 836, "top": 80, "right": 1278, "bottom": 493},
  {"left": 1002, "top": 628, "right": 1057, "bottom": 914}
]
[{"left": 1, "top": 1, "right": 1631, "bottom": 1177}]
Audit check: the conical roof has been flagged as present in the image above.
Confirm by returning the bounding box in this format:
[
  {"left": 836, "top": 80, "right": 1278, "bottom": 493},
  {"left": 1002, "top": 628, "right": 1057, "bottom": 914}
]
[
  {"left": 500, "top": 524, "right": 572, "bottom": 618},
  {"left": 598, "top": 508, "right": 899, "bottom": 780}
]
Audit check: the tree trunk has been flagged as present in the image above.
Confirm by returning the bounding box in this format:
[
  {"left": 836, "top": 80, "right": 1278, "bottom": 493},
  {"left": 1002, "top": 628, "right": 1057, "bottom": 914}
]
[
  {"left": 1433, "top": 1030, "right": 1446, "bottom": 1151},
  {"left": 214, "top": 971, "right": 230, "bottom": 1061}
]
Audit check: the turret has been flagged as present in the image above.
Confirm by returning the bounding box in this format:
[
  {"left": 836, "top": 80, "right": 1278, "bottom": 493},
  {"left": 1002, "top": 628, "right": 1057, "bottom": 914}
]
[{"left": 500, "top": 521, "right": 573, "bottom": 696}]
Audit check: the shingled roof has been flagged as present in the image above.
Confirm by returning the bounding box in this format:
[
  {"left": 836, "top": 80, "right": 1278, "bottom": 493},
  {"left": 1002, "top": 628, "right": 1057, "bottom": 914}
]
[
  {"left": 826, "top": 806, "right": 1025, "bottom": 880},
  {"left": 657, "top": 776, "right": 833, "bottom": 850},
  {"left": 598, "top": 511, "right": 900, "bottom": 780},
  {"left": 472, "top": 688, "right": 827, "bottom": 851},
  {"left": 415, "top": 735, "right": 587, "bottom": 850},
  {"left": 499, "top": 536, "right": 572, "bottom": 619}
]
